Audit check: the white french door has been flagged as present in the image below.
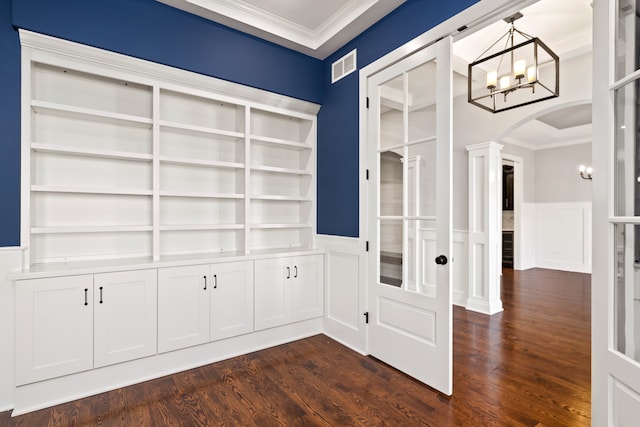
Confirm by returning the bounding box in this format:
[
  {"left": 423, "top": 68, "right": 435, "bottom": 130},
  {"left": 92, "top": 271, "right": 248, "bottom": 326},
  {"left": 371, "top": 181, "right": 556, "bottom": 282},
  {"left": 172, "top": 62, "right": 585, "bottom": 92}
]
[
  {"left": 592, "top": 0, "right": 640, "bottom": 424},
  {"left": 366, "top": 36, "right": 453, "bottom": 395}
]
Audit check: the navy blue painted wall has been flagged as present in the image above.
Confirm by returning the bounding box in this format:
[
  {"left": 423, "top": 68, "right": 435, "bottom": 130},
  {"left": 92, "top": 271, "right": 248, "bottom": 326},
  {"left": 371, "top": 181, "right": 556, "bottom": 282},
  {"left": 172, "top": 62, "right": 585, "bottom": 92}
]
[
  {"left": 1, "top": 0, "right": 323, "bottom": 246},
  {"left": 0, "top": 0, "right": 479, "bottom": 246},
  {"left": 316, "top": 0, "right": 479, "bottom": 237},
  {"left": 0, "top": 0, "right": 20, "bottom": 247}
]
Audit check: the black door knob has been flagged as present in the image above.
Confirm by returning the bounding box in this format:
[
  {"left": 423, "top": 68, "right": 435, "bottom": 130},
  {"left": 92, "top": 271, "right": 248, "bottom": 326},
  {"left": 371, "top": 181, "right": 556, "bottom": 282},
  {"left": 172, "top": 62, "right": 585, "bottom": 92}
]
[{"left": 435, "top": 255, "right": 448, "bottom": 265}]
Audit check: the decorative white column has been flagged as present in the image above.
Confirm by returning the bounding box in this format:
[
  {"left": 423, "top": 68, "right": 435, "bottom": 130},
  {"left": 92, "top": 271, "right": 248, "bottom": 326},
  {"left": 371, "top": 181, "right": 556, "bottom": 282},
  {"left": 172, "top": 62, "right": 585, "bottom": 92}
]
[{"left": 466, "top": 142, "right": 504, "bottom": 315}]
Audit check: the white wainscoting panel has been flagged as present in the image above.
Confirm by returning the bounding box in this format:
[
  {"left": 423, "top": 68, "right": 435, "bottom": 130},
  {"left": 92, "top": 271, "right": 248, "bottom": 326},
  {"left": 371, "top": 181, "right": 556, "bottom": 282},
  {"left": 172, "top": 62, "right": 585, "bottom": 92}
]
[
  {"left": 317, "top": 235, "right": 366, "bottom": 354},
  {"left": 534, "top": 202, "right": 592, "bottom": 273},
  {"left": 0, "top": 247, "right": 26, "bottom": 411}
]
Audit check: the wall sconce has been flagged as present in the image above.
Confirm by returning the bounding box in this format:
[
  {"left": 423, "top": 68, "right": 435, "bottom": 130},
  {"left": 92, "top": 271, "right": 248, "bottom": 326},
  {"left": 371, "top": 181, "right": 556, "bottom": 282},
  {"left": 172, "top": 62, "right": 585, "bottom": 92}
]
[{"left": 579, "top": 165, "right": 592, "bottom": 180}]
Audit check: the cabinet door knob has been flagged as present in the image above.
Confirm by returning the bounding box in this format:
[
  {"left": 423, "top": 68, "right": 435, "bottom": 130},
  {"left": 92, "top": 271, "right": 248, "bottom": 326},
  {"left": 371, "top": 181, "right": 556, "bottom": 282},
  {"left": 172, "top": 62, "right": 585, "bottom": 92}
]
[
  {"left": 286, "top": 266, "right": 291, "bottom": 279},
  {"left": 213, "top": 274, "right": 218, "bottom": 289},
  {"left": 294, "top": 266, "right": 298, "bottom": 278},
  {"left": 99, "top": 286, "right": 103, "bottom": 303},
  {"left": 84, "top": 288, "right": 88, "bottom": 306},
  {"left": 203, "top": 275, "right": 207, "bottom": 290}
]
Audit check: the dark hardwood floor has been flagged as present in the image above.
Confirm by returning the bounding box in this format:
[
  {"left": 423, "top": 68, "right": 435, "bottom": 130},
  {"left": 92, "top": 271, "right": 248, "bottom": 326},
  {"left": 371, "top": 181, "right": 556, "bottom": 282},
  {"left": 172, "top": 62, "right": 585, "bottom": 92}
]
[{"left": 1, "top": 268, "right": 591, "bottom": 426}]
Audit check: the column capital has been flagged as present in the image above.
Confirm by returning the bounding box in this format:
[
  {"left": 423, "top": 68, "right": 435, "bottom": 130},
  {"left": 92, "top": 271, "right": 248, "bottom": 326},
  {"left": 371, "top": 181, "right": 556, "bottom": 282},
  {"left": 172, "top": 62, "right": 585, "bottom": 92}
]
[{"left": 465, "top": 141, "right": 504, "bottom": 152}]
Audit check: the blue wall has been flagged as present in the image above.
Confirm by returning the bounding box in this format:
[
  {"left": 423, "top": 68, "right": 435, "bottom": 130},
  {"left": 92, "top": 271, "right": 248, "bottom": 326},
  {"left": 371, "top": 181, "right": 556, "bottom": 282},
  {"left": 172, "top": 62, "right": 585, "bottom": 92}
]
[
  {"left": 316, "top": 0, "right": 479, "bottom": 237},
  {"left": 0, "top": 0, "right": 478, "bottom": 246},
  {"left": 0, "top": 0, "right": 20, "bottom": 247}
]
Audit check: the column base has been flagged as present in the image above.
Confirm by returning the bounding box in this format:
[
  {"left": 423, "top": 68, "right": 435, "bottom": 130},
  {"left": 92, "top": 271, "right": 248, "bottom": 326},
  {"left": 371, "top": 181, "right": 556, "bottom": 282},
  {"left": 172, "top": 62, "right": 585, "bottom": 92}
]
[{"left": 465, "top": 296, "right": 503, "bottom": 315}]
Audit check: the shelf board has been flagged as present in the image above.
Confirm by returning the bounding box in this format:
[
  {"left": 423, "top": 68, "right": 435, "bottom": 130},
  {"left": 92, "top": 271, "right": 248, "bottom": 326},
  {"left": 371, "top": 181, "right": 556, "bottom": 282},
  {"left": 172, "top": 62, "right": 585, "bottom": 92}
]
[
  {"left": 159, "top": 156, "right": 244, "bottom": 170},
  {"left": 250, "top": 224, "right": 312, "bottom": 229},
  {"left": 31, "top": 143, "right": 153, "bottom": 162},
  {"left": 378, "top": 136, "right": 437, "bottom": 153},
  {"left": 159, "top": 224, "right": 244, "bottom": 231},
  {"left": 250, "top": 135, "right": 311, "bottom": 150},
  {"left": 251, "top": 195, "right": 312, "bottom": 202},
  {"left": 159, "top": 191, "right": 244, "bottom": 199},
  {"left": 250, "top": 165, "right": 311, "bottom": 175},
  {"left": 408, "top": 135, "right": 437, "bottom": 146},
  {"left": 31, "top": 185, "right": 153, "bottom": 196},
  {"left": 159, "top": 120, "right": 244, "bottom": 139},
  {"left": 31, "top": 100, "right": 153, "bottom": 127},
  {"left": 31, "top": 225, "right": 153, "bottom": 234}
]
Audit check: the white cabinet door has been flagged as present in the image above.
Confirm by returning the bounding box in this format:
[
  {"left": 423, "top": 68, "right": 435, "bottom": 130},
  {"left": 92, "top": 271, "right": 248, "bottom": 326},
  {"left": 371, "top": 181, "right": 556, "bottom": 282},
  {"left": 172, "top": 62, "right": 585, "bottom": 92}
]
[
  {"left": 15, "top": 275, "right": 94, "bottom": 385},
  {"left": 93, "top": 269, "right": 157, "bottom": 368},
  {"left": 210, "top": 261, "right": 254, "bottom": 341},
  {"left": 157, "top": 264, "right": 210, "bottom": 353},
  {"left": 254, "top": 257, "right": 290, "bottom": 331},
  {"left": 254, "top": 255, "right": 324, "bottom": 331},
  {"left": 290, "top": 255, "right": 324, "bottom": 322}
]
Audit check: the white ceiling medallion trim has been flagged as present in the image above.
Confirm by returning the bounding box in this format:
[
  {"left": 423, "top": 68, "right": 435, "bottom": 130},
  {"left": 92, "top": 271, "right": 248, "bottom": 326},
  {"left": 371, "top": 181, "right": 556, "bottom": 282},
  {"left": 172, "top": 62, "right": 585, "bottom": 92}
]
[{"left": 157, "top": 0, "right": 405, "bottom": 59}]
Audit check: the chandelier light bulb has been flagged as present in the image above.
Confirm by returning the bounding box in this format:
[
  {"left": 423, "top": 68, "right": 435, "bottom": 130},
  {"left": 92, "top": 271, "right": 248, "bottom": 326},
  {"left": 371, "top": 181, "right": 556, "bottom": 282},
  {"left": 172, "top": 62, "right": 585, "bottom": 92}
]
[
  {"left": 514, "top": 59, "right": 526, "bottom": 79},
  {"left": 486, "top": 70, "right": 497, "bottom": 89},
  {"left": 527, "top": 66, "right": 536, "bottom": 83},
  {"left": 499, "top": 75, "right": 511, "bottom": 89}
]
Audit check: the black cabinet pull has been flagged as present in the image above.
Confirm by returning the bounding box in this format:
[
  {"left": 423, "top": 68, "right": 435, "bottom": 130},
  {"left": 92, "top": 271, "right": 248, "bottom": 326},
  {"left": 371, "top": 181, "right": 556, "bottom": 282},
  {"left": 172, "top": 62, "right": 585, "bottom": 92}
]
[
  {"left": 214, "top": 274, "right": 218, "bottom": 289},
  {"left": 203, "top": 275, "right": 207, "bottom": 290},
  {"left": 286, "top": 266, "right": 290, "bottom": 279},
  {"left": 294, "top": 266, "right": 298, "bottom": 278},
  {"left": 99, "top": 286, "right": 103, "bottom": 304},
  {"left": 84, "top": 288, "right": 88, "bottom": 306}
]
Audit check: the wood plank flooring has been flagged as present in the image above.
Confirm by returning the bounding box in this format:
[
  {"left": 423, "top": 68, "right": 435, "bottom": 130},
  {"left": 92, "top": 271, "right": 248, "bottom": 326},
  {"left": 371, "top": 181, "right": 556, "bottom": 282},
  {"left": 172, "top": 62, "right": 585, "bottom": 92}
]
[{"left": 1, "top": 268, "right": 591, "bottom": 426}]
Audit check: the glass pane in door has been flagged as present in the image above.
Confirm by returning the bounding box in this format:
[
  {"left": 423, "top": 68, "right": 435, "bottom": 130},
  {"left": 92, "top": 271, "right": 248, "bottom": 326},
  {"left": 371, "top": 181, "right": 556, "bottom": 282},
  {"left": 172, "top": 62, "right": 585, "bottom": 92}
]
[
  {"left": 377, "top": 56, "right": 439, "bottom": 291},
  {"left": 613, "top": 80, "right": 640, "bottom": 217},
  {"left": 616, "top": 0, "right": 640, "bottom": 81},
  {"left": 406, "top": 140, "right": 437, "bottom": 296},
  {"left": 378, "top": 72, "right": 406, "bottom": 287},
  {"left": 379, "top": 74, "right": 405, "bottom": 151},
  {"left": 405, "top": 59, "right": 438, "bottom": 296},
  {"left": 380, "top": 150, "right": 403, "bottom": 217},
  {"left": 407, "top": 61, "right": 437, "bottom": 144},
  {"left": 380, "top": 218, "right": 403, "bottom": 287},
  {"left": 613, "top": 223, "right": 640, "bottom": 362}
]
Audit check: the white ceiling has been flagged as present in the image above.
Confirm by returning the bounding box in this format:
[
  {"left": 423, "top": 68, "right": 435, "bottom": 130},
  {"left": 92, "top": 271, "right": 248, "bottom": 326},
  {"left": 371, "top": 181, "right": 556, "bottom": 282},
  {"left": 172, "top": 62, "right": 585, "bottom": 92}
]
[{"left": 157, "top": 0, "right": 405, "bottom": 59}]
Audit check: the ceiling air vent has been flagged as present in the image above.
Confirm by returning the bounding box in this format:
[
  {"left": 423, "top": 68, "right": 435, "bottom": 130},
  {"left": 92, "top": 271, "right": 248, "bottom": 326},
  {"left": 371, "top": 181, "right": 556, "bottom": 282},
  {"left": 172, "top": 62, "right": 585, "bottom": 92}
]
[{"left": 332, "top": 49, "right": 357, "bottom": 83}]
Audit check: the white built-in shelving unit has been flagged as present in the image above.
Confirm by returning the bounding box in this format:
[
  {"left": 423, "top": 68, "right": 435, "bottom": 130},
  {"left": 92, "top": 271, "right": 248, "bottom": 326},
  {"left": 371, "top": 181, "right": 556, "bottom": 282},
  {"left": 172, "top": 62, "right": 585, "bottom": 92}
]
[
  {"left": 13, "top": 30, "right": 324, "bottom": 415},
  {"left": 21, "top": 32, "right": 318, "bottom": 268}
]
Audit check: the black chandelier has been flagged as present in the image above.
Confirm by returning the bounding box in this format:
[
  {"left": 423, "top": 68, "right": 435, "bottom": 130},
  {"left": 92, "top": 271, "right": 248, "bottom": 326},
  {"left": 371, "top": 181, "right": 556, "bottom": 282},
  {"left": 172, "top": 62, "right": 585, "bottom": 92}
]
[{"left": 467, "top": 12, "right": 559, "bottom": 113}]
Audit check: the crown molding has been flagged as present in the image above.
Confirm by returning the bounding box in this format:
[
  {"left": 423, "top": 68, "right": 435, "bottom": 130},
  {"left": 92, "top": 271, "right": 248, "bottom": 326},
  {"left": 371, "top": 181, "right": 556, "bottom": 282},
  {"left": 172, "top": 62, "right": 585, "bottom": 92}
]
[
  {"left": 19, "top": 30, "right": 320, "bottom": 115},
  {"left": 157, "top": 0, "right": 405, "bottom": 59}
]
